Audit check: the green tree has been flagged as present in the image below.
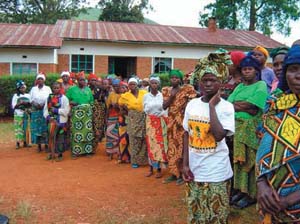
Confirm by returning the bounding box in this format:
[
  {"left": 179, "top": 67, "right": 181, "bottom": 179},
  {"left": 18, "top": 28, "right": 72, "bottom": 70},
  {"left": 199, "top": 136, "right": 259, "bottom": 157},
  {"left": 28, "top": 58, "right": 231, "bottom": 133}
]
[
  {"left": 199, "top": 0, "right": 300, "bottom": 36},
  {"left": 0, "top": 0, "right": 87, "bottom": 24},
  {"left": 98, "top": 0, "right": 152, "bottom": 23}
]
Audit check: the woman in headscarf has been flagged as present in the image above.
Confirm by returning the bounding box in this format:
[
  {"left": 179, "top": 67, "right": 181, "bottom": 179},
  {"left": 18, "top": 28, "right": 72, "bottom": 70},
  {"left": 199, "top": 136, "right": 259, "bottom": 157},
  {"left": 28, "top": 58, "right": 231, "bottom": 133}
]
[
  {"left": 119, "top": 77, "right": 148, "bottom": 168},
  {"left": 228, "top": 56, "right": 268, "bottom": 208},
  {"left": 12, "top": 80, "right": 31, "bottom": 149},
  {"left": 162, "top": 69, "right": 197, "bottom": 185},
  {"left": 143, "top": 76, "right": 168, "bottom": 178},
  {"left": 182, "top": 50, "right": 235, "bottom": 224},
  {"left": 44, "top": 82, "right": 70, "bottom": 161},
  {"left": 66, "top": 72, "right": 95, "bottom": 159},
  {"left": 105, "top": 78, "right": 121, "bottom": 160},
  {"left": 270, "top": 47, "right": 290, "bottom": 92},
  {"left": 29, "top": 73, "right": 52, "bottom": 152},
  {"left": 59, "top": 71, "right": 74, "bottom": 94},
  {"left": 221, "top": 51, "right": 246, "bottom": 99},
  {"left": 88, "top": 73, "right": 107, "bottom": 145},
  {"left": 256, "top": 44, "right": 300, "bottom": 224},
  {"left": 252, "top": 46, "right": 277, "bottom": 93},
  {"left": 118, "top": 81, "right": 130, "bottom": 163}
]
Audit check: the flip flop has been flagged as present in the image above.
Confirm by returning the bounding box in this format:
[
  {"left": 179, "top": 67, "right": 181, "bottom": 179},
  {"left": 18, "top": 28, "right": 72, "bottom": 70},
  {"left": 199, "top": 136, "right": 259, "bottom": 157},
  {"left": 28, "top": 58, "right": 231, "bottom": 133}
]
[
  {"left": 163, "top": 175, "right": 177, "bottom": 184},
  {"left": 132, "top": 164, "right": 139, "bottom": 168}
]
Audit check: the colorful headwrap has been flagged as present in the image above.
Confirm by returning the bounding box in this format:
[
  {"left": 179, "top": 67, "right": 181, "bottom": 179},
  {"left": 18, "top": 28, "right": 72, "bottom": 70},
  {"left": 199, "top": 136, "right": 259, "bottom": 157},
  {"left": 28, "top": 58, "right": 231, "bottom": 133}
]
[
  {"left": 107, "top": 74, "right": 117, "bottom": 80},
  {"left": 128, "top": 77, "right": 138, "bottom": 84},
  {"left": 279, "top": 45, "right": 300, "bottom": 92},
  {"left": 36, "top": 73, "right": 46, "bottom": 80},
  {"left": 240, "top": 55, "right": 261, "bottom": 71},
  {"left": 16, "top": 80, "right": 26, "bottom": 89},
  {"left": 193, "top": 48, "right": 232, "bottom": 83},
  {"left": 253, "top": 45, "right": 269, "bottom": 58},
  {"left": 229, "top": 51, "right": 246, "bottom": 66},
  {"left": 169, "top": 69, "right": 184, "bottom": 79},
  {"left": 270, "top": 46, "right": 290, "bottom": 60},
  {"left": 70, "top": 72, "right": 75, "bottom": 78},
  {"left": 120, "top": 81, "right": 128, "bottom": 87},
  {"left": 76, "top": 71, "right": 85, "bottom": 80},
  {"left": 112, "top": 78, "right": 121, "bottom": 85},
  {"left": 88, "top": 73, "right": 98, "bottom": 81},
  {"left": 60, "top": 71, "right": 70, "bottom": 77}
]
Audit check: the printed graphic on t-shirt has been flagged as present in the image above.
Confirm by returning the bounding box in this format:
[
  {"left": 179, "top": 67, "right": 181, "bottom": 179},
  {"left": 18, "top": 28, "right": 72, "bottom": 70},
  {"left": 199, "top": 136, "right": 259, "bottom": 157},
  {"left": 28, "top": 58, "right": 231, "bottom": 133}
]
[{"left": 188, "top": 117, "right": 216, "bottom": 153}]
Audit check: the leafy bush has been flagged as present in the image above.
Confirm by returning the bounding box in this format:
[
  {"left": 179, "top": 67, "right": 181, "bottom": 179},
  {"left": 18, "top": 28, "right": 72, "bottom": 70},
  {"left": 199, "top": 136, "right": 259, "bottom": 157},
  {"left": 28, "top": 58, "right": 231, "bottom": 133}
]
[{"left": 0, "top": 73, "right": 60, "bottom": 116}]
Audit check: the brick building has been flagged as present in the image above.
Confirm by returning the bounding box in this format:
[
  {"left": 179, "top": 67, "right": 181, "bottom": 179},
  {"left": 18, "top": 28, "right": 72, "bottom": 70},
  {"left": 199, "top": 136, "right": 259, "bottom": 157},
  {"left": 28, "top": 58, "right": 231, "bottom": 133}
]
[{"left": 0, "top": 19, "right": 284, "bottom": 79}]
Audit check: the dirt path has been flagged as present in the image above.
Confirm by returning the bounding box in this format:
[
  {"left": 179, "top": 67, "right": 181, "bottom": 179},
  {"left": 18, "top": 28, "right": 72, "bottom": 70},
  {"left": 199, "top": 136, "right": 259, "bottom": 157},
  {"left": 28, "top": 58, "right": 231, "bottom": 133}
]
[
  {"left": 0, "top": 143, "right": 187, "bottom": 223},
  {"left": 0, "top": 129, "right": 257, "bottom": 223}
]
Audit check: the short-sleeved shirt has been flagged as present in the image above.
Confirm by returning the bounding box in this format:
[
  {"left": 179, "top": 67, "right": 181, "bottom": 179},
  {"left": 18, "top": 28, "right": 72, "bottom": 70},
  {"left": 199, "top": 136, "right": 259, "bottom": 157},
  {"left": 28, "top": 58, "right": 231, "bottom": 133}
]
[
  {"left": 183, "top": 97, "right": 235, "bottom": 182},
  {"left": 66, "top": 86, "right": 94, "bottom": 105}
]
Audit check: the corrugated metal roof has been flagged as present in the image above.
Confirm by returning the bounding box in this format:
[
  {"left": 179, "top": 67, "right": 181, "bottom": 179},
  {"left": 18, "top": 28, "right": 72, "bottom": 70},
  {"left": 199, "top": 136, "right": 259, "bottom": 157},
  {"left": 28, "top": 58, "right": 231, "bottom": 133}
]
[
  {"left": 55, "top": 20, "right": 284, "bottom": 49},
  {"left": 0, "top": 20, "right": 284, "bottom": 49},
  {"left": 0, "top": 23, "right": 62, "bottom": 48}
]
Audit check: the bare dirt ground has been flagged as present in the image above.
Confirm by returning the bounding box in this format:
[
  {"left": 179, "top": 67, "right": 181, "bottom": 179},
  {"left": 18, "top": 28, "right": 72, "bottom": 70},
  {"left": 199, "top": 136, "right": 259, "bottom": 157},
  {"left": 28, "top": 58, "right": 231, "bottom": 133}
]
[{"left": 0, "top": 119, "right": 258, "bottom": 224}]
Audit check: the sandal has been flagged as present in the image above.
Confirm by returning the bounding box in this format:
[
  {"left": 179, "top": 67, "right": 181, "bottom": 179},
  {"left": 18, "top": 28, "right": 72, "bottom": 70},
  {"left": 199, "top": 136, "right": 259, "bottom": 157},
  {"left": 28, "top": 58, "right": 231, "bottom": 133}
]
[
  {"left": 176, "top": 177, "right": 185, "bottom": 186},
  {"left": 131, "top": 164, "right": 139, "bottom": 168},
  {"left": 234, "top": 196, "right": 257, "bottom": 209},
  {"left": 46, "top": 154, "right": 53, "bottom": 160},
  {"left": 163, "top": 175, "right": 177, "bottom": 184}
]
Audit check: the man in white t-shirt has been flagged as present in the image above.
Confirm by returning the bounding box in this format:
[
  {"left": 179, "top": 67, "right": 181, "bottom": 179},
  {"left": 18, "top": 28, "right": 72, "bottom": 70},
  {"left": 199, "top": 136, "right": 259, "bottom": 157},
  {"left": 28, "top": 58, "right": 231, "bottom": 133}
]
[{"left": 182, "top": 50, "right": 235, "bottom": 224}]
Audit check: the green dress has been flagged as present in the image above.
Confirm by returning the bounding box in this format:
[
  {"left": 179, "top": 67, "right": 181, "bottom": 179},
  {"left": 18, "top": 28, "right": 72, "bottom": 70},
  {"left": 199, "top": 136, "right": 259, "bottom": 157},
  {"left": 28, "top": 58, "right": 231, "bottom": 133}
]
[
  {"left": 66, "top": 86, "right": 95, "bottom": 155},
  {"left": 228, "top": 81, "right": 268, "bottom": 197}
]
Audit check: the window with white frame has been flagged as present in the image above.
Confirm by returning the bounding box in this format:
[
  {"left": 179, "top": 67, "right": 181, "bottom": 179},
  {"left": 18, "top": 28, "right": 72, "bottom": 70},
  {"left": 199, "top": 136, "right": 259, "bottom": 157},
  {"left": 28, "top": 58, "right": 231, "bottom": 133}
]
[
  {"left": 153, "top": 57, "right": 172, "bottom": 73},
  {"left": 71, "top": 55, "right": 93, "bottom": 73},
  {"left": 12, "top": 63, "right": 37, "bottom": 75}
]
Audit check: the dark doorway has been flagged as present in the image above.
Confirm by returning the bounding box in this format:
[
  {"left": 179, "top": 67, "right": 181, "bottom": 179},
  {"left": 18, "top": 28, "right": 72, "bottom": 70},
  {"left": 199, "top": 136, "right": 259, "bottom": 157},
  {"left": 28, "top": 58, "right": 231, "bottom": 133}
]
[{"left": 108, "top": 57, "right": 136, "bottom": 79}]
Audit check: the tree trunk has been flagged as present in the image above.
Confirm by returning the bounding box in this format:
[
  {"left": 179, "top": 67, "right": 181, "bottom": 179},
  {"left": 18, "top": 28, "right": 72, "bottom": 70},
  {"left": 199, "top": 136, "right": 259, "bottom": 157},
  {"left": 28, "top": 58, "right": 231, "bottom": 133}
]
[{"left": 249, "top": 0, "right": 256, "bottom": 30}]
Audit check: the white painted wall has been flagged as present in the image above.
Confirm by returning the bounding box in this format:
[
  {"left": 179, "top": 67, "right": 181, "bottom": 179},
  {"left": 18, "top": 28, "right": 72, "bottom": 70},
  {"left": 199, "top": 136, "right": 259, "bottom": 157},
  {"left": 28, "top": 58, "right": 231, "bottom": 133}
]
[
  {"left": 58, "top": 41, "right": 218, "bottom": 59},
  {"left": 0, "top": 48, "right": 56, "bottom": 63}
]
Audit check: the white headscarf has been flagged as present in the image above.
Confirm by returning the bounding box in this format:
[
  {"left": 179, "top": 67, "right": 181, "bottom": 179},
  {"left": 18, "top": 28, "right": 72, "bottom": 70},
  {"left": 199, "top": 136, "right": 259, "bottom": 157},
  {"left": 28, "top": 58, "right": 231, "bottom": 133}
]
[
  {"left": 60, "top": 71, "right": 70, "bottom": 77},
  {"left": 36, "top": 73, "right": 46, "bottom": 81},
  {"left": 128, "top": 77, "right": 138, "bottom": 84},
  {"left": 149, "top": 76, "right": 160, "bottom": 83}
]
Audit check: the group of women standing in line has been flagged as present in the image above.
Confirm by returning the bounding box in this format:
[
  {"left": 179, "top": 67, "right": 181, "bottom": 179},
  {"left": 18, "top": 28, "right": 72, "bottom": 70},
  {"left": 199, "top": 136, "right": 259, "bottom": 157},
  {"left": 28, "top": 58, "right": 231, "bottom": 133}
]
[{"left": 10, "top": 42, "right": 300, "bottom": 223}]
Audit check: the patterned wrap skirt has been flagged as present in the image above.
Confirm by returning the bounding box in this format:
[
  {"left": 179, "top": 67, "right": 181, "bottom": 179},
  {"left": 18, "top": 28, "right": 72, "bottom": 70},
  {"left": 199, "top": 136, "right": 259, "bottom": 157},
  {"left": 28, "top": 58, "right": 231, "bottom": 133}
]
[
  {"left": 70, "top": 104, "right": 95, "bottom": 155},
  {"left": 30, "top": 108, "right": 48, "bottom": 144},
  {"left": 145, "top": 114, "right": 168, "bottom": 169}
]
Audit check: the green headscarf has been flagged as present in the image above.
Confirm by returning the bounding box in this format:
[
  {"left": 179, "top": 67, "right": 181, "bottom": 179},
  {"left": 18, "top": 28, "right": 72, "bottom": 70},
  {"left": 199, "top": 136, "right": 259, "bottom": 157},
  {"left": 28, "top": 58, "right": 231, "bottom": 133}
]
[
  {"left": 169, "top": 69, "right": 184, "bottom": 79},
  {"left": 192, "top": 48, "right": 232, "bottom": 84},
  {"left": 270, "top": 46, "right": 290, "bottom": 60}
]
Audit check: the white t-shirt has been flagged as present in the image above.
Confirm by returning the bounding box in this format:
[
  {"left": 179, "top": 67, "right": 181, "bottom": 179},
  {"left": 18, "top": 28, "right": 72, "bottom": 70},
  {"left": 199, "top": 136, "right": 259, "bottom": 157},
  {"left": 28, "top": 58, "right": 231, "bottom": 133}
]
[{"left": 182, "top": 97, "right": 235, "bottom": 182}]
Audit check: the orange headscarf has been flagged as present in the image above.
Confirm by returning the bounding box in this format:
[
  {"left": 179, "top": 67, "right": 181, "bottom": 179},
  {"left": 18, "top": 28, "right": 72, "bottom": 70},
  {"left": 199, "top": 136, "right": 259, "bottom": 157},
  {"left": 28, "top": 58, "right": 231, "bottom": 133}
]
[{"left": 253, "top": 46, "right": 269, "bottom": 58}]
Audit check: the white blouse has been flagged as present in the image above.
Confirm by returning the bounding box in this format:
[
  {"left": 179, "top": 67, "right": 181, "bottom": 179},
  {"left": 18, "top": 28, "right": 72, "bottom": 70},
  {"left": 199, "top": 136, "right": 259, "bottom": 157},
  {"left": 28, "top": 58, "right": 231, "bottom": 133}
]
[
  {"left": 29, "top": 85, "right": 52, "bottom": 106},
  {"left": 143, "top": 91, "right": 167, "bottom": 117}
]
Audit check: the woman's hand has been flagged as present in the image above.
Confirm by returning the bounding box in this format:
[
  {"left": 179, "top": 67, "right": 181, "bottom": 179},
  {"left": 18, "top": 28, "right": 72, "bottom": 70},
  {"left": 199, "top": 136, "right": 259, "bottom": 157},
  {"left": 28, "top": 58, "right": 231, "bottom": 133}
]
[
  {"left": 209, "top": 91, "right": 221, "bottom": 107},
  {"left": 70, "top": 101, "right": 78, "bottom": 106},
  {"left": 182, "top": 165, "right": 194, "bottom": 182},
  {"left": 257, "top": 177, "right": 281, "bottom": 215}
]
